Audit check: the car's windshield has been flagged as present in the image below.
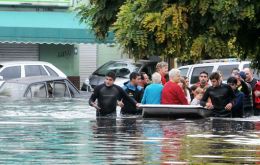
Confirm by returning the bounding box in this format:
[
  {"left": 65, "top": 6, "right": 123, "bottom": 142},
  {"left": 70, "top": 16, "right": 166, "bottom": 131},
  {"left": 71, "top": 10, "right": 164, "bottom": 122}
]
[
  {"left": 94, "top": 61, "right": 141, "bottom": 78},
  {"left": 0, "top": 82, "right": 27, "bottom": 98}
]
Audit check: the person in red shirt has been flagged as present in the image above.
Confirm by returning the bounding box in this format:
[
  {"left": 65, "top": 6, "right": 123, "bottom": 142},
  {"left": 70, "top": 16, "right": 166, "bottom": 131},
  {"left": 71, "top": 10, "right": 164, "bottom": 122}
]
[
  {"left": 156, "top": 61, "right": 168, "bottom": 85},
  {"left": 161, "top": 68, "right": 188, "bottom": 105}
]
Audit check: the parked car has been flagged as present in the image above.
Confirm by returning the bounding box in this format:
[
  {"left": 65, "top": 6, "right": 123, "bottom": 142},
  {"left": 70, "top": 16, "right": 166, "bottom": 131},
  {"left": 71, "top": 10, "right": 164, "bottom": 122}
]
[
  {"left": 178, "top": 60, "right": 259, "bottom": 86},
  {"left": 0, "top": 76, "right": 82, "bottom": 99},
  {"left": 81, "top": 59, "right": 158, "bottom": 90},
  {"left": 0, "top": 61, "right": 66, "bottom": 80}
]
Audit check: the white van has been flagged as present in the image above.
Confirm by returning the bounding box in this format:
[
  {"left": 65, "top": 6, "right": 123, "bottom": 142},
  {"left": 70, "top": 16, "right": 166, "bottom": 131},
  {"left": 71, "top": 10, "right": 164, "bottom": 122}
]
[{"left": 178, "top": 61, "right": 258, "bottom": 86}]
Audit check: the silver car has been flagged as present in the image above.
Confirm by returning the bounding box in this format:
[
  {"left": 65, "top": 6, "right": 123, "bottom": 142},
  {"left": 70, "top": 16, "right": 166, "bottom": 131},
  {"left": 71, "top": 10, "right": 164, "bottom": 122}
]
[
  {"left": 0, "top": 76, "right": 83, "bottom": 99},
  {"left": 81, "top": 60, "right": 158, "bottom": 90}
]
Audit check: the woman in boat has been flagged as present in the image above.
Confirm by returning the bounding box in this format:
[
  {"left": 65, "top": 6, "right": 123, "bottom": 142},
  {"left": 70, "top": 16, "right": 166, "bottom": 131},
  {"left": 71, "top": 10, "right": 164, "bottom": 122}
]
[
  {"left": 161, "top": 69, "right": 188, "bottom": 105},
  {"left": 141, "top": 72, "right": 163, "bottom": 104},
  {"left": 178, "top": 77, "right": 191, "bottom": 104},
  {"left": 190, "top": 85, "right": 198, "bottom": 101},
  {"left": 156, "top": 61, "right": 168, "bottom": 85}
]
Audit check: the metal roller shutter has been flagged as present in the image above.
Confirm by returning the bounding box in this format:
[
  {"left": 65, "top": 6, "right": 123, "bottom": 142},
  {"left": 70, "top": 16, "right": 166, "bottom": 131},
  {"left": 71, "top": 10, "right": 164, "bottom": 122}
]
[
  {"left": 0, "top": 43, "right": 39, "bottom": 62},
  {"left": 79, "top": 44, "right": 97, "bottom": 87}
]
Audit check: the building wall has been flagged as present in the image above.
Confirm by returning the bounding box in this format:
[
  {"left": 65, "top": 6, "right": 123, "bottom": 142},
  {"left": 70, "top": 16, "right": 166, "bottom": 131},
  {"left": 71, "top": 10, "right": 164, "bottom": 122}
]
[
  {"left": 39, "top": 44, "right": 79, "bottom": 76},
  {"left": 97, "top": 44, "right": 127, "bottom": 67},
  {"left": 79, "top": 44, "right": 97, "bottom": 86}
]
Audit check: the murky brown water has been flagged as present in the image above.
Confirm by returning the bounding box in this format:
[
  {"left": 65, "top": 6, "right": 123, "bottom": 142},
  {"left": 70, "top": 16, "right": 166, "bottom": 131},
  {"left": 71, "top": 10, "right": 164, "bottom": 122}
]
[{"left": 1, "top": 98, "right": 260, "bottom": 164}]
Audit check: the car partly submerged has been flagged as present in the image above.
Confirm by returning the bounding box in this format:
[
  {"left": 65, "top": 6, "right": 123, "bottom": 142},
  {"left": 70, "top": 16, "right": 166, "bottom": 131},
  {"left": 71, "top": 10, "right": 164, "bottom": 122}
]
[{"left": 0, "top": 76, "right": 88, "bottom": 99}]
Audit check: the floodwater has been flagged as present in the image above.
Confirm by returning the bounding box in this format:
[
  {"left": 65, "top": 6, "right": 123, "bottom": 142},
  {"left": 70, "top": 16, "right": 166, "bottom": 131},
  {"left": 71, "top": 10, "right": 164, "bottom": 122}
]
[{"left": 1, "top": 98, "right": 260, "bottom": 164}]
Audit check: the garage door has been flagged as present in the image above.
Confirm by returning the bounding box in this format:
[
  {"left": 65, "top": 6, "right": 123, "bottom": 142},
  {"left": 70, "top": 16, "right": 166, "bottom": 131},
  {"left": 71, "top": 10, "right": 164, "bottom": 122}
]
[
  {"left": 0, "top": 43, "right": 39, "bottom": 62},
  {"left": 79, "top": 44, "right": 97, "bottom": 87}
]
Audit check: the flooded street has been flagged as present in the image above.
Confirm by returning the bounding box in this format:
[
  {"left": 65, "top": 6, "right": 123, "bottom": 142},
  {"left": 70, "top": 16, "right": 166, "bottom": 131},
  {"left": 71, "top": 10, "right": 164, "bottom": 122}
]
[{"left": 1, "top": 98, "right": 260, "bottom": 164}]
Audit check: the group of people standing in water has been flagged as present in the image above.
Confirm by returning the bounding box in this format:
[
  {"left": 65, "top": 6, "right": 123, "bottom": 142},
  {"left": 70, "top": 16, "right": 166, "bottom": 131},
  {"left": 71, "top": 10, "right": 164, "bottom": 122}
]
[{"left": 89, "top": 61, "right": 260, "bottom": 118}]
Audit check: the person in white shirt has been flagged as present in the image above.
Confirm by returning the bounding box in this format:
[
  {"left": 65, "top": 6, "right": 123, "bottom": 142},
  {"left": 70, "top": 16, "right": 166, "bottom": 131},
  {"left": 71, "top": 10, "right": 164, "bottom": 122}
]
[{"left": 191, "top": 87, "right": 204, "bottom": 105}]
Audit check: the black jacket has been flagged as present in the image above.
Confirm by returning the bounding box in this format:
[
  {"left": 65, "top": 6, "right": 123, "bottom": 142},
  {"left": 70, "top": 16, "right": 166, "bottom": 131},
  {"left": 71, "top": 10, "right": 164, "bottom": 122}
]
[
  {"left": 200, "top": 83, "right": 236, "bottom": 117},
  {"left": 238, "top": 80, "right": 253, "bottom": 116},
  {"left": 89, "top": 83, "right": 137, "bottom": 116}
]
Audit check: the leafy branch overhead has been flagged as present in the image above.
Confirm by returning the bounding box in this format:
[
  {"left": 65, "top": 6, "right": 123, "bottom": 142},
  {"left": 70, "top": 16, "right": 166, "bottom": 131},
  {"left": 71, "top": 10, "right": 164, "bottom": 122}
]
[
  {"left": 76, "top": 0, "right": 260, "bottom": 69},
  {"left": 76, "top": 0, "right": 125, "bottom": 40}
]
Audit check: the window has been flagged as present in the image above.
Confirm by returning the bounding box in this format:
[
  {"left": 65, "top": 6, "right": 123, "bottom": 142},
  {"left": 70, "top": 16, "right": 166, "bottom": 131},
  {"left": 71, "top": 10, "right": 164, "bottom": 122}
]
[
  {"left": 110, "top": 62, "right": 128, "bottom": 68},
  {"left": 217, "top": 65, "right": 239, "bottom": 81},
  {"left": 190, "top": 66, "right": 214, "bottom": 84},
  {"left": 0, "top": 82, "right": 27, "bottom": 97},
  {"left": 94, "top": 61, "right": 140, "bottom": 77},
  {"left": 66, "top": 80, "right": 80, "bottom": 97},
  {"left": 243, "top": 63, "right": 250, "bottom": 69},
  {"left": 140, "top": 63, "right": 156, "bottom": 78},
  {"left": 254, "top": 72, "right": 260, "bottom": 79},
  {"left": 44, "top": 65, "right": 59, "bottom": 77},
  {"left": 0, "top": 66, "right": 21, "bottom": 80},
  {"left": 26, "top": 83, "right": 47, "bottom": 98},
  {"left": 53, "top": 81, "right": 70, "bottom": 98},
  {"left": 179, "top": 68, "right": 189, "bottom": 77},
  {"left": 25, "top": 65, "right": 48, "bottom": 77},
  {"left": 107, "top": 62, "right": 129, "bottom": 77}
]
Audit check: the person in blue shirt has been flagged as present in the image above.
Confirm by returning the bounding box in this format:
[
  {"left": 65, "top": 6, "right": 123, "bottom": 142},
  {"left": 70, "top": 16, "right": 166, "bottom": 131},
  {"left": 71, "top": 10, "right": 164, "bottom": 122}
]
[
  {"left": 227, "top": 76, "right": 245, "bottom": 118},
  {"left": 141, "top": 72, "right": 164, "bottom": 104},
  {"left": 121, "top": 72, "right": 144, "bottom": 115}
]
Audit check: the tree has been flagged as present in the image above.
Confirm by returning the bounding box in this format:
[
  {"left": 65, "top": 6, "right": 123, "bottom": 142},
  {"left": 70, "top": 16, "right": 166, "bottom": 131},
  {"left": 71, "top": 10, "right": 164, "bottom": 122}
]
[
  {"left": 76, "top": 0, "right": 260, "bottom": 69},
  {"left": 76, "top": 0, "right": 125, "bottom": 40}
]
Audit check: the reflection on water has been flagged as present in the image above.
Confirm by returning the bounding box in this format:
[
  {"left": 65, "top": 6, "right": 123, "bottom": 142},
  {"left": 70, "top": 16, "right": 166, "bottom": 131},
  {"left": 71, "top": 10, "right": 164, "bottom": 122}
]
[{"left": 1, "top": 98, "right": 260, "bottom": 164}]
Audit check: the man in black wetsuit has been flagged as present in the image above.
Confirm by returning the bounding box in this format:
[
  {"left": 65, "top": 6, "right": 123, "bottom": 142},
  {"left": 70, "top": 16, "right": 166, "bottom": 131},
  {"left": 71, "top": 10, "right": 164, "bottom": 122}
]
[
  {"left": 89, "top": 71, "right": 138, "bottom": 117},
  {"left": 200, "top": 72, "right": 236, "bottom": 117}
]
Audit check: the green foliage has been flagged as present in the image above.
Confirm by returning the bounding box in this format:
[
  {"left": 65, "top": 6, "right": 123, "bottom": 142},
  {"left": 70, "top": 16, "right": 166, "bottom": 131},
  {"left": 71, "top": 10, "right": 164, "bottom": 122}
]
[
  {"left": 76, "top": 0, "right": 260, "bottom": 69},
  {"left": 75, "top": 0, "right": 126, "bottom": 40},
  {"left": 114, "top": 0, "right": 189, "bottom": 59}
]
